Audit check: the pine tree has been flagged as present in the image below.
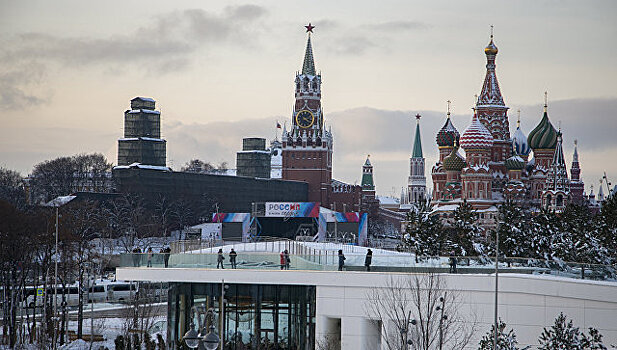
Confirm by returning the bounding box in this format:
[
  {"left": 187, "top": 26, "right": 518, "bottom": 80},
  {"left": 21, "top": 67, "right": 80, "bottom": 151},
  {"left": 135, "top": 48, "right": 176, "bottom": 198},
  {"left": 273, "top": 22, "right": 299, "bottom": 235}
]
[
  {"left": 446, "top": 199, "right": 481, "bottom": 256},
  {"left": 562, "top": 203, "right": 609, "bottom": 276},
  {"left": 478, "top": 318, "right": 529, "bottom": 350},
  {"left": 597, "top": 193, "right": 617, "bottom": 265},
  {"left": 528, "top": 209, "right": 564, "bottom": 264},
  {"left": 403, "top": 198, "right": 443, "bottom": 258},
  {"left": 493, "top": 201, "right": 530, "bottom": 263},
  {"left": 538, "top": 313, "right": 606, "bottom": 350}
]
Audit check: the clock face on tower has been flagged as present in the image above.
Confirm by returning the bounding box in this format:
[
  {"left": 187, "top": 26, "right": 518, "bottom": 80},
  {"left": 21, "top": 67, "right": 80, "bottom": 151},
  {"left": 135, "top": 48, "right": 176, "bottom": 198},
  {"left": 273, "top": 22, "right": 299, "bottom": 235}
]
[{"left": 295, "top": 110, "right": 315, "bottom": 128}]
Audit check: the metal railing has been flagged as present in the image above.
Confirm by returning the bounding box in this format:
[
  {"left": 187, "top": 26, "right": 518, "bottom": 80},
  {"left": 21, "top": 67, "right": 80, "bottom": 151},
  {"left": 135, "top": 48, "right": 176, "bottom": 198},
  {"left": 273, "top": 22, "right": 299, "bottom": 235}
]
[{"left": 118, "top": 247, "right": 616, "bottom": 282}]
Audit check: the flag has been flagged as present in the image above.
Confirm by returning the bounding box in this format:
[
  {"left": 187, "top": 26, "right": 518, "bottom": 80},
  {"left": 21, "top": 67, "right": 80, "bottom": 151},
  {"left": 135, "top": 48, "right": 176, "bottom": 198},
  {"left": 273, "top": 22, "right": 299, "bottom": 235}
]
[{"left": 276, "top": 122, "right": 282, "bottom": 129}]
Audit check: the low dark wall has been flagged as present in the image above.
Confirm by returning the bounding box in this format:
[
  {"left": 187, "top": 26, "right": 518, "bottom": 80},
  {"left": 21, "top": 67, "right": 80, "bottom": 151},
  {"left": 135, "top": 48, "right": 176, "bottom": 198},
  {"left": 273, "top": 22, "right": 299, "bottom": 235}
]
[{"left": 113, "top": 168, "right": 308, "bottom": 212}]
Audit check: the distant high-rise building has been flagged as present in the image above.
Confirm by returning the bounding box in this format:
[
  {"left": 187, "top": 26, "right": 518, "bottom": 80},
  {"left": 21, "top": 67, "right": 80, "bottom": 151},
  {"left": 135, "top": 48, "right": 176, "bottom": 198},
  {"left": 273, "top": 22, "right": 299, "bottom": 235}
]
[
  {"left": 237, "top": 138, "right": 271, "bottom": 178},
  {"left": 117, "top": 97, "right": 166, "bottom": 167}
]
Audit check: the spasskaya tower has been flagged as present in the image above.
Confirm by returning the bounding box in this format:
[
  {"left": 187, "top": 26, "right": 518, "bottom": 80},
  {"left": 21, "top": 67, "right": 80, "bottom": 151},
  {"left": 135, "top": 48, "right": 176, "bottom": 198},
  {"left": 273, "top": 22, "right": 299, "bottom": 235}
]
[{"left": 282, "top": 23, "right": 333, "bottom": 207}]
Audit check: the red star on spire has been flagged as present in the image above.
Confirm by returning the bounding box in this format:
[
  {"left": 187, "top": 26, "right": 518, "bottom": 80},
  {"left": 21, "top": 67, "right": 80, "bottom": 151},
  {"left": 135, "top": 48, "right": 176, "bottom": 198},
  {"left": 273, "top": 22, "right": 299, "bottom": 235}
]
[
  {"left": 305, "top": 23, "right": 315, "bottom": 33},
  {"left": 415, "top": 113, "right": 421, "bottom": 120}
]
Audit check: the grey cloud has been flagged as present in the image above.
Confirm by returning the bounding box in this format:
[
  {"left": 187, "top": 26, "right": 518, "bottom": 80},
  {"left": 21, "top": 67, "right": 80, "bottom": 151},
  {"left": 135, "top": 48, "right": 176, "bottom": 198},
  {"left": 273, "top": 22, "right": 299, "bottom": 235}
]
[
  {"left": 5, "top": 5, "right": 268, "bottom": 67},
  {"left": 1, "top": 5, "right": 268, "bottom": 109},
  {"left": 0, "top": 62, "right": 47, "bottom": 110}
]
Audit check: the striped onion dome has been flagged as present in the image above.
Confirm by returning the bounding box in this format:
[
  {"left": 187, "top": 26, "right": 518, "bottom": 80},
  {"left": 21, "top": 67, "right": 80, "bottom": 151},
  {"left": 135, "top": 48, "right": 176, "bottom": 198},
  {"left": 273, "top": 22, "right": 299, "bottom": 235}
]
[
  {"left": 460, "top": 112, "right": 493, "bottom": 150},
  {"left": 528, "top": 108, "right": 558, "bottom": 150},
  {"left": 436, "top": 114, "right": 460, "bottom": 147},
  {"left": 512, "top": 121, "right": 531, "bottom": 157},
  {"left": 505, "top": 154, "right": 525, "bottom": 170},
  {"left": 443, "top": 142, "right": 466, "bottom": 171}
]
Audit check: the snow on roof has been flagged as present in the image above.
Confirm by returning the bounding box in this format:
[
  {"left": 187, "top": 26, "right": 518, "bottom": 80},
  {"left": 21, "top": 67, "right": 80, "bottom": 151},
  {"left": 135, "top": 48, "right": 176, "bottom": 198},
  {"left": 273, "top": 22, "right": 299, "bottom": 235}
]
[
  {"left": 377, "top": 196, "right": 400, "bottom": 205},
  {"left": 44, "top": 195, "right": 77, "bottom": 207},
  {"left": 237, "top": 150, "right": 270, "bottom": 154},
  {"left": 118, "top": 137, "right": 165, "bottom": 142},
  {"left": 127, "top": 109, "right": 160, "bottom": 114},
  {"left": 113, "top": 163, "right": 171, "bottom": 171}
]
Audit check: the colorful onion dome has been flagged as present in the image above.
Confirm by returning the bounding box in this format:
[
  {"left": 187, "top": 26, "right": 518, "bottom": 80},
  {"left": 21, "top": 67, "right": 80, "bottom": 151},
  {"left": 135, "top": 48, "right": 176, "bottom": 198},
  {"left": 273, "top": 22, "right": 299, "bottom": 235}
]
[
  {"left": 512, "top": 120, "right": 531, "bottom": 156},
  {"left": 436, "top": 114, "right": 460, "bottom": 147},
  {"left": 460, "top": 112, "right": 494, "bottom": 150},
  {"left": 485, "top": 37, "right": 498, "bottom": 55},
  {"left": 505, "top": 154, "right": 525, "bottom": 170},
  {"left": 528, "top": 107, "right": 558, "bottom": 150},
  {"left": 443, "top": 142, "right": 466, "bottom": 171}
]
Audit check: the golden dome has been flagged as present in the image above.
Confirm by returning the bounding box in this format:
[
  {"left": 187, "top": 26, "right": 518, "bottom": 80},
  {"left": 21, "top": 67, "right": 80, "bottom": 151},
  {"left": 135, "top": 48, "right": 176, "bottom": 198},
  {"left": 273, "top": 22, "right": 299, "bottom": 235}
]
[{"left": 485, "top": 38, "right": 498, "bottom": 55}]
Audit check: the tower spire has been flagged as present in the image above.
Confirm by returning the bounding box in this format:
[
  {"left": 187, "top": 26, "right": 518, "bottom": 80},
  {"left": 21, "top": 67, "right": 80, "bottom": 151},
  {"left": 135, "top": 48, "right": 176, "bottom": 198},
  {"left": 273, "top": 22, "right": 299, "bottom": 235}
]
[
  {"left": 544, "top": 91, "right": 548, "bottom": 113},
  {"left": 302, "top": 23, "right": 316, "bottom": 76},
  {"left": 412, "top": 114, "right": 423, "bottom": 158},
  {"left": 517, "top": 109, "right": 521, "bottom": 127}
]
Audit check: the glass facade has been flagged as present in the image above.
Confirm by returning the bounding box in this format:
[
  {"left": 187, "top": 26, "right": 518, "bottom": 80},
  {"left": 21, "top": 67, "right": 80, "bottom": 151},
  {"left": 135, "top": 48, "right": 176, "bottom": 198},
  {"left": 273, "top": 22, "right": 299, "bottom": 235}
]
[{"left": 168, "top": 282, "right": 316, "bottom": 349}]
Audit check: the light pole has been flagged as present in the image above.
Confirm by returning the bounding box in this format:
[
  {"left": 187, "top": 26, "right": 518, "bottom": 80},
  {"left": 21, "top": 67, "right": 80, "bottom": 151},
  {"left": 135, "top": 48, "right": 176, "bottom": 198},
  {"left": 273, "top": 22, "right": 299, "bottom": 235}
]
[
  {"left": 494, "top": 229, "right": 499, "bottom": 349},
  {"left": 43, "top": 200, "right": 61, "bottom": 350}
]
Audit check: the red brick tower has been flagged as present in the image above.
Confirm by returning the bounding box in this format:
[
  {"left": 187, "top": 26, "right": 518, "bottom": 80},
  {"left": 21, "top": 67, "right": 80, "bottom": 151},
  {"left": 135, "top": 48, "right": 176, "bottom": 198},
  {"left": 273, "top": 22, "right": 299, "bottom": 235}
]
[
  {"left": 475, "top": 29, "right": 511, "bottom": 195},
  {"left": 282, "top": 24, "right": 333, "bottom": 207}
]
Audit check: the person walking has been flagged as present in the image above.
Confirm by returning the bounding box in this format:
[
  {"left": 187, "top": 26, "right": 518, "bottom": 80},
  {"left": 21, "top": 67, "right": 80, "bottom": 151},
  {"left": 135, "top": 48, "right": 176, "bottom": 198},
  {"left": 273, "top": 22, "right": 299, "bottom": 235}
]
[
  {"left": 162, "top": 246, "right": 171, "bottom": 268},
  {"left": 132, "top": 247, "right": 141, "bottom": 267},
  {"left": 449, "top": 251, "right": 457, "bottom": 273},
  {"left": 338, "top": 249, "right": 346, "bottom": 271},
  {"left": 217, "top": 249, "right": 225, "bottom": 269},
  {"left": 364, "top": 249, "right": 373, "bottom": 272},
  {"left": 280, "top": 251, "right": 286, "bottom": 270},
  {"left": 284, "top": 250, "right": 290, "bottom": 270},
  {"left": 229, "top": 249, "right": 238, "bottom": 269},
  {"left": 146, "top": 247, "right": 153, "bottom": 267}
]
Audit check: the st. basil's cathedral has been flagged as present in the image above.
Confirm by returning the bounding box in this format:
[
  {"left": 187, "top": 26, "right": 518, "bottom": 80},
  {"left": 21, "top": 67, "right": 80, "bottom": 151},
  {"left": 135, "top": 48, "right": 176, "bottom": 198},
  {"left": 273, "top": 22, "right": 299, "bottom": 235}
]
[{"left": 428, "top": 32, "right": 588, "bottom": 225}]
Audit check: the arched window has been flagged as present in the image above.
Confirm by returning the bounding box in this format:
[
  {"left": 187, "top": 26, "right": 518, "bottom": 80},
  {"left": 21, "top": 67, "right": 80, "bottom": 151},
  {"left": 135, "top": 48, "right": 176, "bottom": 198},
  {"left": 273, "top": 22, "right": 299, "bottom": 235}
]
[
  {"left": 556, "top": 194, "right": 563, "bottom": 207},
  {"left": 545, "top": 194, "right": 552, "bottom": 209}
]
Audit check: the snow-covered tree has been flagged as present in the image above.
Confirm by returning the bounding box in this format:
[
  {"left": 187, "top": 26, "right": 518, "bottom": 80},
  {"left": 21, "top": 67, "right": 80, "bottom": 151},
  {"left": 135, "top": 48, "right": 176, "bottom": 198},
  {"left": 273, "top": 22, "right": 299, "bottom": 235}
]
[
  {"left": 538, "top": 313, "right": 606, "bottom": 350},
  {"left": 478, "top": 318, "right": 529, "bottom": 350},
  {"left": 403, "top": 198, "right": 443, "bottom": 258},
  {"left": 445, "top": 199, "right": 482, "bottom": 256},
  {"left": 597, "top": 193, "right": 617, "bottom": 265},
  {"left": 491, "top": 201, "right": 530, "bottom": 262},
  {"left": 562, "top": 204, "right": 610, "bottom": 276}
]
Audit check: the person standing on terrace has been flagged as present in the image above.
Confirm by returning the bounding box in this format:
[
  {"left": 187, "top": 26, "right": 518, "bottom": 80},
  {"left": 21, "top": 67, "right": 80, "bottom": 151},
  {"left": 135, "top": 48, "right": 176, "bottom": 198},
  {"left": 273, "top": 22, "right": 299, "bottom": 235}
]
[
  {"left": 338, "top": 250, "right": 346, "bottom": 271},
  {"left": 217, "top": 249, "right": 225, "bottom": 269}
]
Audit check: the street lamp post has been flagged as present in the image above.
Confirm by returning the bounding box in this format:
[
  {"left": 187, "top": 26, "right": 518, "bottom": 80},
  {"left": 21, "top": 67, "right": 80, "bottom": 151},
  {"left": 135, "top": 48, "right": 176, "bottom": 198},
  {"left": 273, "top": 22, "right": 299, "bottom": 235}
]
[
  {"left": 494, "top": 229, "right": 500, "bottom": 349},
  {"left": 54, "top": 206, "right": 59, "bottom": 350}
]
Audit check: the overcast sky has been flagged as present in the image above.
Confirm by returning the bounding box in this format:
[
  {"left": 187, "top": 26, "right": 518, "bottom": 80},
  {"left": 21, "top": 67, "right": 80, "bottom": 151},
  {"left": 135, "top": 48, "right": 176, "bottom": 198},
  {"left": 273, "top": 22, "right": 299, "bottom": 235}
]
[{"left": 1, "top": 0, "right": 616, "bottom": 196}]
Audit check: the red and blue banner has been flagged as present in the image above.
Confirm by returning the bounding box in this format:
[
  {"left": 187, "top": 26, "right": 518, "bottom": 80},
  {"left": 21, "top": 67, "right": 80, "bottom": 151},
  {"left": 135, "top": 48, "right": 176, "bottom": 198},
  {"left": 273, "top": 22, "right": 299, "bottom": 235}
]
[
  {"left": 212, "top": 213, "right": 252, "bottom": 242},
  {"left": 265, "top": 202, "right": 320, "bottom": 218}
]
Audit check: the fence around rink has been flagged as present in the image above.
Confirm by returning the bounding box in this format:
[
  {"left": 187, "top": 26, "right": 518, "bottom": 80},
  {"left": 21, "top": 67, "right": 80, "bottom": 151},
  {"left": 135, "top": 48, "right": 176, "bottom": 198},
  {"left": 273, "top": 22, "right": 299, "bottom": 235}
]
[{"left": 119, "top": 238, "right": 616, "bottom": 281}]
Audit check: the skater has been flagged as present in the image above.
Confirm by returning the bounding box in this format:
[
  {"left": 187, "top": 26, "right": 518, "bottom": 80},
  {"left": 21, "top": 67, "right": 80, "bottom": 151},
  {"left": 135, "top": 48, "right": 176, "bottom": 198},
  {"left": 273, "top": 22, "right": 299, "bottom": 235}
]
[
  {"left": 229, "top": 249, "right": 237, "bottom": 269},
  {"left": 280, "top": 251, "right": 286, "bottom": 270},
  {"left": 217, "top": 249, "right": 225, "bottom": 269},
  {"left": 449, "top": 251, "right": 457, "bottom": 273},
  {"left": 146, "top": 247, "right": 153, "bottom": 267},
  {"left": 364, "top": 249, "right": 373, "bottom": 271},
  {"left": 338, "top": 250, "right": 346, "bottom": 271}
]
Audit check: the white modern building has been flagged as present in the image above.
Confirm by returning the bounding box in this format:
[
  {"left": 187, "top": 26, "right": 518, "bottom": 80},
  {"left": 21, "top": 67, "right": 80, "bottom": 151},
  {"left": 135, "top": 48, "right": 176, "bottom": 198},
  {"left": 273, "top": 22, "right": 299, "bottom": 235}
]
[{"left": 117, "top": 243, "right": 617, "bottom": 349}]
